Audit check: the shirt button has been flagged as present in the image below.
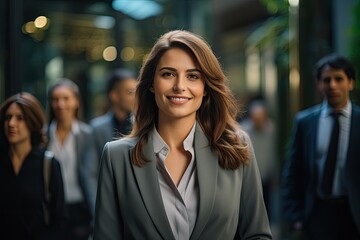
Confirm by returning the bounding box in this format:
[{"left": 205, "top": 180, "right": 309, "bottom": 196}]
[{"left": 161, "top": 148, "right": 168, "bottom": 155}]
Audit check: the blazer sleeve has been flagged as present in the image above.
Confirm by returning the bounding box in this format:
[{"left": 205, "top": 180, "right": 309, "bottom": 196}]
[
  {"left": 93, "top": 142, "right": 124, "bottom": 240},
  {"left": 79, "top": 126, "right": 99, "bottom": 219},
  {"left": 49, "top": 157, "right": 66, "bottom": 234},
  {"left": 281, "top": 115, "right": 306, "bottom": 223},
  {"left": 237, "top": 133, "right": 273, "bottom": 240}
]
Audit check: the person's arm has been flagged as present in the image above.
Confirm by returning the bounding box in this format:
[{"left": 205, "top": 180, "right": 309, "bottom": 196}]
[
  {"left": 281, "top": 116, "right": 306, "bottom": 229},
  {"left": 93, "top": 143, "right": 123, "bottom": 240},
  {"left": 236, "top": 133, "right": 273, "bottom": 240},
  {"left": 49, "top": 157, "right": 66, "bottom": 231},
  {"left": 80, "top": 128, "right": 99, "bottom": 218}
]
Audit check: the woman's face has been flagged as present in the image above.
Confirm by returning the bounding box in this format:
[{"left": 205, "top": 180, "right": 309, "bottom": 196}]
[
  {"left": 51, "top": 86, "right": 79, "bottom": 122},
  {"left": 152, "top": 47, "right": 206, "bottom": 123},
  {"left": 4, "top": 103, "right": 31, "bottom": 146}
]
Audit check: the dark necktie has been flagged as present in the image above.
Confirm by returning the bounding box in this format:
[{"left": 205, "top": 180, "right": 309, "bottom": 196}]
[{"left": 321, "top": 112, "right": 341, "bottom": 195}]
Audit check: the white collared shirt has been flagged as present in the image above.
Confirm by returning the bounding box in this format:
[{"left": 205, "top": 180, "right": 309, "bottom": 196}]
[
  {"left": 316, "top": 101, "right": 352, "bottom": 197},
  {"left": 48, "top": 120, "right": 84, "bottom": 203},
  {"left": 150, "top": 123, "right": 199, "bottom": 240}
]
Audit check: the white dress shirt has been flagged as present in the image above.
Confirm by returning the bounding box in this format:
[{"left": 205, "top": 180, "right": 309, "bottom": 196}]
[
  {"left": 316, "top": 101, "right": 351, "bottom": 197},
  {"left": 48, "top": 120, "right": 84, "bottom": 203},
  {"left": 151, "top": 123, "right": 199, "bottom": 240}
]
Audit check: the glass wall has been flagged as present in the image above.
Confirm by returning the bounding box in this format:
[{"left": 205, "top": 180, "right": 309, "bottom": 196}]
[{"left": 6, "top": 0, "right": 213, "bottom": 120}]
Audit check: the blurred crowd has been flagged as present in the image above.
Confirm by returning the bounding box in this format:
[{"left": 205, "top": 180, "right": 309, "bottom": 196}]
[{"left": 0, "top": 68, "right": 137, "bottom": 240}]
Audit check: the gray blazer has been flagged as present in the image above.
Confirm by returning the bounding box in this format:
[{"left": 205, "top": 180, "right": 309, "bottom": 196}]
[
  {"left": 90, "top": 112, "right": 114, "bottom": 158},
  {"left": 94, "top": 124, "right": 272, "bottom": 240},
  {"left": 75, "top": 121, "right": 98, "bottom": 217}
]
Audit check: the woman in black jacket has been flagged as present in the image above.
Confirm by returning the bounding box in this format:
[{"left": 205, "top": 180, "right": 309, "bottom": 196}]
[{"left": 0, "top": 92, "right": 65, "bottom": 240}]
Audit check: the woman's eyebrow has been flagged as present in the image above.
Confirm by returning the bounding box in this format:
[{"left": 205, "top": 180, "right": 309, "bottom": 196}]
[{"left": 158, "top": 67, "right": 201, "bottom": 73}]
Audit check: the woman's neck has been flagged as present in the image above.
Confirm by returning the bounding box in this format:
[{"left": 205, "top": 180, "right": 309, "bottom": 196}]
[
  {"left": 56, "top": 118, "right": 73, "bottom": 131},
  {"left": 56, "top": 119, "right": 73, "bottom": 145},
  {"left": 157, "top": 117, "right": 195, "bottom": 149},
  {"left": 9, "top": 141, "right": 32, "bottom": 175}
]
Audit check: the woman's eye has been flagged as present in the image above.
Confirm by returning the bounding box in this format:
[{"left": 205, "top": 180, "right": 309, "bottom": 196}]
[
  {"left": 188, "top": 74, "right": 200, "bottom": 80},
  {"left": 162, "top": 72, "right": 174, "bottom": 78}
]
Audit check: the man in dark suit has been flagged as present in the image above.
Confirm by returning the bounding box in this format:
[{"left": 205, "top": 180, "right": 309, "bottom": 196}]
[
  {"left": 90, "top": 68, "right": 137, "bottom": 158},
  {"left": 282, "top": 54, "right": 360, "bottom": 240}
]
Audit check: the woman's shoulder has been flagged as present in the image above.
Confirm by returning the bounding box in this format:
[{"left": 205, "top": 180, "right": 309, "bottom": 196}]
[
  {"left": 102, "top": 137, "right": 138, "bottom": 169},
  {"left": 106, "top": 137, "right": 138, "bottom": 151},
  {"left": 77, "top": 120, "right": 92, "bottom": 133}
]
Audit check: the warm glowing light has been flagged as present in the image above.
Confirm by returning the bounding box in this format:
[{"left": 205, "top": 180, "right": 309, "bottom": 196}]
[
  {"left": 120, "top": 47, "right": 135, "bottom": 61},
  {"left": 103, "top": 46, "right": 117, "bottom": 61},
  {"left": 34, "top": 16, "right": 48, "bottom": 28},
  {"left": 24, "top": 21, "right": 36, "bottom": 33}
]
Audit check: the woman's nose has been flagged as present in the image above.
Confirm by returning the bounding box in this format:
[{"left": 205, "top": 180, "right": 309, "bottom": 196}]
[
  {"left": 55, "top": 99, "right": 65, "bottom": 108},
  {"left": 8, "top": 117, "right": 16, "bottom": 126},
  {"left": 173, "top": 77, "right": 186, "bottom": 92}
]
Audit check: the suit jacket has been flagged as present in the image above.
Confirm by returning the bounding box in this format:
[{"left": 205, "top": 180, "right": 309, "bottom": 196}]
[
  {"left": 75, "top": 121, "right": 98, "bottom": 218},
  {"left": 282, "top": 103, "right": 360, "bottom": 231},
  {"left": 93, "top": 124, "right": 272, "bottom": 240},
  {"left": 90, "top": 111, "right": 133, "bottom": 159}
]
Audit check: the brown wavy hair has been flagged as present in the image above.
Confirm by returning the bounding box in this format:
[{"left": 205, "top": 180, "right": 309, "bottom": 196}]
[
  {"left": 130, "top": 30, "right": 250, "bottom": 169},
  {"left": 0, "top": 92, "right": 47, "bottom": 150}
]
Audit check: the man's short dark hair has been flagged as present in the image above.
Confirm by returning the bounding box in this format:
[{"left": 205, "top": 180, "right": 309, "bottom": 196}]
[
  {"left": 314, "top": 54, "right": 356, "bottom": 81},
  {"left": 106, "top": 68, "right": 136, "bottom": 95}
]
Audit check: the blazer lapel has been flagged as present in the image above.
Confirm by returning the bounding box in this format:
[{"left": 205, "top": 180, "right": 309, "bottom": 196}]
[
  {"left": 190, "top": 125, "right": 218, "bottom": 240},
  {"left": 132, "top": 138, "right": 175, "bottom": 240},
  {"left": 75, "top": 128, "right": 83, "bottom": 166},
  {"left": 307, "top": 111, "right": 320, "bottom": 181},
  {"left": 346, "top": 106, "right": 360, "bottom": 170}
]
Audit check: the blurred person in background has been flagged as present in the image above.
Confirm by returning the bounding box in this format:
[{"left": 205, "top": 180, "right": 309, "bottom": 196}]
[
  {"left": 90, "top": 68, "right": 137, "bottom": 160},
  {"left": 282, "top": 54, "right": 360, "bottom": 239},
  {"left": 94, "top": 30, "right": 272, "bottom": 240},
  {"left": 0, "top": 92, "right": 65, "bottom": 240},
  {"left": 47, "top": 79, "right": 97, "bottom": 240},
  {"left": 240, "top": 99, "right": 279, "bottom": 223}
]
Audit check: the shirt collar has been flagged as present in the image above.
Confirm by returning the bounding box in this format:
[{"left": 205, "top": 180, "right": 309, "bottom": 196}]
[
  {"left": 150, "top": 122, "right": 197, "bottom": 154},
  {"left": 49, "top": 119, "right": 80, "bottom": 135},
  {"left": 321, "top": 100, "right": 352, "bottom": 118}
]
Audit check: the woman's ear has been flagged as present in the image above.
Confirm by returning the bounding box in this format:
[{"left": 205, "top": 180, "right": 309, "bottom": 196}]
[{"left": 149, "top": 86, "right": 155, "bottom": 93}]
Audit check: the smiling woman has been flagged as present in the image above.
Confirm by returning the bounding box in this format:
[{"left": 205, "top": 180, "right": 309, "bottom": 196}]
[
  {"left": 93, "top": 30, "right": 272, "bottom": 240},
  {"left": 151, "top": 47, "right": 206, "bottom": 125}
]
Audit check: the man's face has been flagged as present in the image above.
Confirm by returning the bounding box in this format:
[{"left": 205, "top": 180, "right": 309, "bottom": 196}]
[
  {"left": 318, "top": 66, "right": 354, "bottom": 110},
  {"left": 110, "top": 78, "right": 137, "bottom": 113}
]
